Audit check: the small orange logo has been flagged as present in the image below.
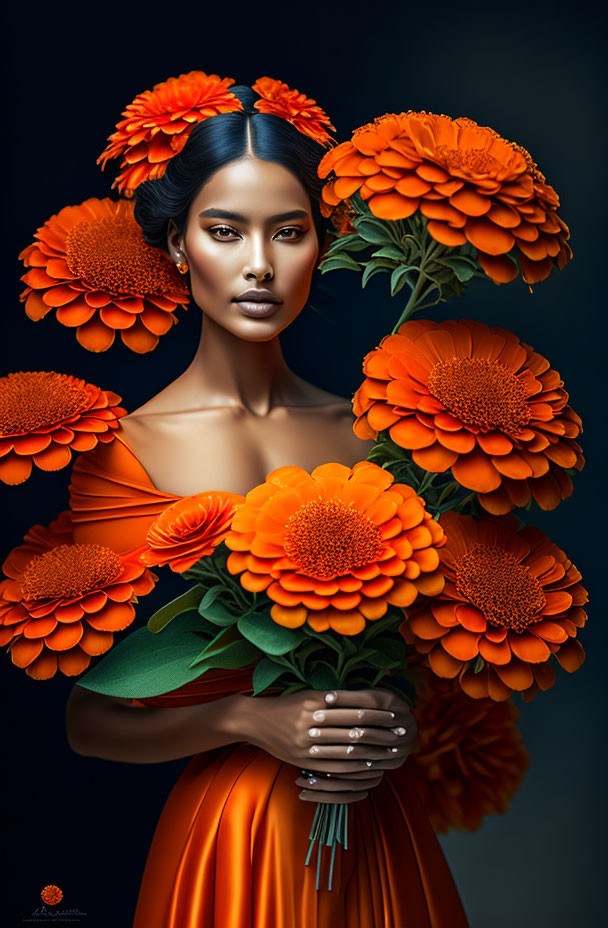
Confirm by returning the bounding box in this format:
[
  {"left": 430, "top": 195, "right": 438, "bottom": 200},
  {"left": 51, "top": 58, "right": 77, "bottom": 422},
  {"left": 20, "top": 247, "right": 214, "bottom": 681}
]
[{"left": 40, "top": 885, "right": 63, "bottom": 906}]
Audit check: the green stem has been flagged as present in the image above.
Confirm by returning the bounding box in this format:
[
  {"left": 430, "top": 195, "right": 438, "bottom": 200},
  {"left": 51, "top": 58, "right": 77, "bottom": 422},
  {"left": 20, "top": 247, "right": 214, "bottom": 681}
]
[{"left": 392, "top": 271, "right": 428, "bottom": 333}]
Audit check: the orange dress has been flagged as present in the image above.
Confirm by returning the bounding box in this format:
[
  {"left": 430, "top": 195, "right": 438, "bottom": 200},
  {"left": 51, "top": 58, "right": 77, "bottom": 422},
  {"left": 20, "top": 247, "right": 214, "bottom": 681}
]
[{"left": 69, "top": 432, "right": 470, "bottom": 928}]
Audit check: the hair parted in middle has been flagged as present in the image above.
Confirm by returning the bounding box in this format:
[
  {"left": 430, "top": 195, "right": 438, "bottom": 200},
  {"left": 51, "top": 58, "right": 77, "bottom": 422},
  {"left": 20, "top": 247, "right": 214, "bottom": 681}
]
[{"left": 134, "top": 84, "right": 332, "bottom": 251}]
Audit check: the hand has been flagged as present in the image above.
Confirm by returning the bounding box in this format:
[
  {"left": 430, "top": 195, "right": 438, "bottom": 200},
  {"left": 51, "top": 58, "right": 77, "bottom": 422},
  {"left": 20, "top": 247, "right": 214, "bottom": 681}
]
[{"left": 239, "top": 687, "right": 417, "bottom": 804}]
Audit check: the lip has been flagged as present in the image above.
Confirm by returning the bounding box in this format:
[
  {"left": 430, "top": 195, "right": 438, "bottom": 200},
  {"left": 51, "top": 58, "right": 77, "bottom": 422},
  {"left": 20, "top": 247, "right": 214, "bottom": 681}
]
[
  {"left": 234, "top": 300, "right": 281, "bottom": 318},
  {"left": 234, "top": 288, "right": 282, "bottom": 303}
]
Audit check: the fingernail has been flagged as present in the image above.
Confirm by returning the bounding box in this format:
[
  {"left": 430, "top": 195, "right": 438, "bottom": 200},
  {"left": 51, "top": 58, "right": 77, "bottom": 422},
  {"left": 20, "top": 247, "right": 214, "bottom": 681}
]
[
  {"left": 312, "top": 710, "right": 326, "bottom": 721},
  {"left": 390, "top": 711, "right": 396, "bottom": 718},
  {"left": 346, "top": 745, "right": 354, "bottom": 754},
  {"left": 325, "top": 691, "right": 337, "bottom": 704},
  {"left": 309, "top": 745, "right": 320, "bottom": 754},
  {"left": 392, "top": 727, "right": 407, "bottom": 736},
  {"left": 308, "top": 727, "right": 321, "bottom": 737}
]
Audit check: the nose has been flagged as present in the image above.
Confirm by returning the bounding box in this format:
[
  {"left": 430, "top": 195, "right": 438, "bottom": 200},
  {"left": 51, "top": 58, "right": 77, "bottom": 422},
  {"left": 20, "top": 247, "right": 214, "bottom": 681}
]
[{"left": 242, "top": 233, "right": 273, "bottom": 281}]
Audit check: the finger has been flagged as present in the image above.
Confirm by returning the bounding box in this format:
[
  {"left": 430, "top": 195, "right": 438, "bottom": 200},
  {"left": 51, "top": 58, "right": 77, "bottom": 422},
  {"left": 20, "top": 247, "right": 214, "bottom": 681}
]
[
  {"left": 307, "top": 743, "right": 404, "bottom": 761},
  {"left": 307, "top": 725, "right": 408, "bottom": 747},
  {"left": 295, "top": 773, "right": 383, "bottom": 791},
  {"left": 323, "top": 689, "right": 398, "bottom": 712},
  {"left": 309, "top": 707, "right": 405, "bottom": 728},
  {"left": 298, "top": 788, "right": 368, "bottom": 804}
]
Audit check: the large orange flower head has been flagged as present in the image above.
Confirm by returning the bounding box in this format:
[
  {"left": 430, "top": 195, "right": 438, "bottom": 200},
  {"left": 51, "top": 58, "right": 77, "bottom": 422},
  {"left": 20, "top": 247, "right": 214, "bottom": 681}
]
[
  {"left": 401, "top": 512, "right": 588, "bottom": 702},
  {"left": 318, "top": 111, "right": 571, "bottom": 286},
  {"left": 141, "top": 491, "right": 245, "bottom": 573},
  {"left": 251, "top": 77, "right": 336, "bottom": 147},
  {"left": 407, "top": 657, "right": 530, "bottom": 833},
  {"left": 0, "top": 512, "right": 157, "bottom": 680},
  {"left": 224, "top": 461, "right": 445, "bottom": 636},
  {"left": 354, "top": 319, "right": 584, "bottom": 513},
  {"left": 98, "top": 71, "right": 244, "bottom": 195},
  {"left": 19, "top": 197, "right": 190, "bottom": 353},
  {"left": 0, "top": 371, "right": 125, "bottom": 485}
]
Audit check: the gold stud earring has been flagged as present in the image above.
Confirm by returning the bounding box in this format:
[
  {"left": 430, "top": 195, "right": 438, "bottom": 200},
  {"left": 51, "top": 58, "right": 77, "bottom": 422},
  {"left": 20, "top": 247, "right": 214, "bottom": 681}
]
[{"left": 175, "top": 258, "right": 189, "bottom": 275}]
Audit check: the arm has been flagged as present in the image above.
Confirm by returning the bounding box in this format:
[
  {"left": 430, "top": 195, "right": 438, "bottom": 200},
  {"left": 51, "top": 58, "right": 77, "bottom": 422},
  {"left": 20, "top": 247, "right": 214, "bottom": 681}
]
[{"left": 65, "top": 685, "right": 250, "bottom": 764}]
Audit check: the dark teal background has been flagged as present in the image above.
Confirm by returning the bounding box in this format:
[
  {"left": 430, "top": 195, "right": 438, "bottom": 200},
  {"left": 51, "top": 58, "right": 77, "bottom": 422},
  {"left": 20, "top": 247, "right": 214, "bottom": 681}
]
[{"left": 2, "top": 1, "right": 604, "bottom": 924}]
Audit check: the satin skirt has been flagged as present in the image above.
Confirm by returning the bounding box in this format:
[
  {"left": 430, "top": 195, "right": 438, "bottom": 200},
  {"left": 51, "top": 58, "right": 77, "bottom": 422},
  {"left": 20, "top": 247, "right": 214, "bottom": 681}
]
[{"left": 132, "top": 743, "right": 469, "bottom": 928}]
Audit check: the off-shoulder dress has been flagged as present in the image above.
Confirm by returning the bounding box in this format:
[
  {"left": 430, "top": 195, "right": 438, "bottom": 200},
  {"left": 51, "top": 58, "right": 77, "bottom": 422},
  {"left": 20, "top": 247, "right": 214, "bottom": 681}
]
[{"left": 68, "top": 431, "right": 470, "bottom": 928}]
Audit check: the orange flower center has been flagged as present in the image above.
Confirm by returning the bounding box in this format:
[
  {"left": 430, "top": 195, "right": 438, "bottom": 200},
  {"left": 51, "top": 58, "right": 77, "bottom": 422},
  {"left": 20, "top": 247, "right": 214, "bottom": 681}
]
[
  {"left": 435, "top": 145, "right": 504, "bottom": 177},
  {"left": 20, "top": 544, "right": 123, "bottom": 600},
  {"left": 427, "top": 358, "right": 530, "bottom": 433},
  {"left": 455, "top": 543, "right": 546, "bottom": 632},
  {"left": 65, "top": 216, "right": 179, "bottom": 295},
  {"left": 0, "top": 371, "right": 91, "bottom": 435},
  {"left": 283, "top": 499, "right": 384, "bottom": 580}
]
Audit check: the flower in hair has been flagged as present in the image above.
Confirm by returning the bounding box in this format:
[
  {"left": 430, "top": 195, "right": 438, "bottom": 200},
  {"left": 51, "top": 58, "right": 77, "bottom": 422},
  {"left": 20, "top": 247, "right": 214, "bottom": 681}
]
[
  {"left": 19, "top": 197, "right": 190, "bottom": 353},
  {"left": 98, "top": 71, "right": 244, "bottom": 195},
  {"left": 252, "top": 77, "right": 336, "bottom": 147}
]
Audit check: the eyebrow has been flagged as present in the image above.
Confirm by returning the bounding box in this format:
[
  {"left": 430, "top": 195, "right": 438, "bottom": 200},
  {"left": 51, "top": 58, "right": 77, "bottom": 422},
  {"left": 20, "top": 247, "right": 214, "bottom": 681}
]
[{"left": 198, "top": 208, "right": 310, "bottom": 223}]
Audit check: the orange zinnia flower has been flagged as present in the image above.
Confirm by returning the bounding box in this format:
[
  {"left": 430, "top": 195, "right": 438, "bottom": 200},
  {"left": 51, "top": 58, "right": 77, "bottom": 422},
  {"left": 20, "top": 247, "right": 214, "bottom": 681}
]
[
  {"left": 407, "top": 657, "right": 530, "bottom": 833},
  {"left": 318, "top": 112, "right": 571, "bottom": 286},
  {"left": 141, "top": 491, "right": 245, "bottom": 573},
  {"left": 0, "top": 371, "right": 125, "bottom": 485},
  {"left": 251, "top": 77, "right": 336, "bottom": 147},
  {"left": 224, "top": 461, "right": 445, "bottom": 635},
  {"left": 0, "top": 513, "right": 156, "bottom": 679},
  {"left": 401, "top": 512, "right": 588, "bottom": 701},
  {"left": 19, "top": 198, "right": 190, "bottom": 353},
  {"left": 98, "top": 71, "right": 244, "bottom": 195},
  {"left": 354, "top": 319, "right": 584, "bottom": 513}
]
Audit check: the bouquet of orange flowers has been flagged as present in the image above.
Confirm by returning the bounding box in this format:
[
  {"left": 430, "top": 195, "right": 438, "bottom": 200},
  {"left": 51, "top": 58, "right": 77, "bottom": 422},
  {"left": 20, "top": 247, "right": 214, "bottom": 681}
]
[{"left": 77, "top": 460, "right": 446, "bottom": 888}]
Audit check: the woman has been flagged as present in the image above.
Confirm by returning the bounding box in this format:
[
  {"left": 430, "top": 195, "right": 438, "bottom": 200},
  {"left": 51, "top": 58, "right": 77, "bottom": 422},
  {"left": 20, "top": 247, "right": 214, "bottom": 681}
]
[{"left": 65, "top": 81, "right": 470, "bottom": 927}]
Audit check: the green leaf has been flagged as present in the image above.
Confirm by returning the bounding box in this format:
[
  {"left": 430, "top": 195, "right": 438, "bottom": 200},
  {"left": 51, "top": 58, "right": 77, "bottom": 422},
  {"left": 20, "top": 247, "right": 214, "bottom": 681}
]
[
  {"left": 307, "top": 663, "right": 340, "bottom": 689},
  {"left": 198, "top": 590, "right": 240, "bottom": 627},
  {"left": 147, "top": 585, "right": 204, "bottom": 633},
  {"left": 355, "top": 218, "right": 393, "bottom": 245},
  {"left": 325, "top": 234, "right": 371, "bottom": 254},
  {"left": 78, "top": 611, "right": 212, "bottom": 698},
  {"left": 390, "top": 265, "right": 415, "bottom": 296},
  {"left": 361, "top": 260, "right": 392, "bottom": 288},
  {"left": 473, "top": 655, "right": 486, "bottom": 674},
  {"left": 190, "top": 623, "right": 244, "bottom": 662},
  {"left": 438, "top": 256, "right": 477, "bottom": 282},
  {"left": 238, "top": 609, "right": 305, "bottom": 655},
  {"left": 252, "top": 657, "right": 288, "bottom": 696},
  {"left": 372, "top": 245, "right": 405, "bottom": 262},
  {"left": 189, "top": 637, "right": 261, "bottom": 671},
  {"left": 318, "top": 255, "right": 361, "bottom": 273}
]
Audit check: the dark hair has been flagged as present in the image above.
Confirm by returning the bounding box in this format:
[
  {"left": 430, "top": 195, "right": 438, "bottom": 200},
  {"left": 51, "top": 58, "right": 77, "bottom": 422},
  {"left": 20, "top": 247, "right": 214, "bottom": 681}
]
[{"left": 134, "top": 85, "right": 330, "bottom": 250}]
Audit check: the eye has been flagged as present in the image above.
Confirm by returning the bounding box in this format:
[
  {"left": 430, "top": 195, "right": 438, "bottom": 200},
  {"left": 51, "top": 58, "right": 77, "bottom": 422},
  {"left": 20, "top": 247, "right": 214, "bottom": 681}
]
[
  {"left": 209, "top": 225, "right": 240, "bottom": 240},
  {"left": 274, "top": 227, "right": 304, "bottom": 240}
]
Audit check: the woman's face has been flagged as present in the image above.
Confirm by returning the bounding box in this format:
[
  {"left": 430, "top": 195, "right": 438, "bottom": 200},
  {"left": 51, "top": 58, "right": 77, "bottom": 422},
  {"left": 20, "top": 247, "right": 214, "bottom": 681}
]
[{"left": 168, "top": 156, "right": 320, "bottom": 341}]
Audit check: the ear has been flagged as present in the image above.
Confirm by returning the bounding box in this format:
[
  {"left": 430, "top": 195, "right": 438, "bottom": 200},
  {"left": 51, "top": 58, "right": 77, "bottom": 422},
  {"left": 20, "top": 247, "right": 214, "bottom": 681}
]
[{"left": 166, "top": 221, "right": 185, "bottom": 261}]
